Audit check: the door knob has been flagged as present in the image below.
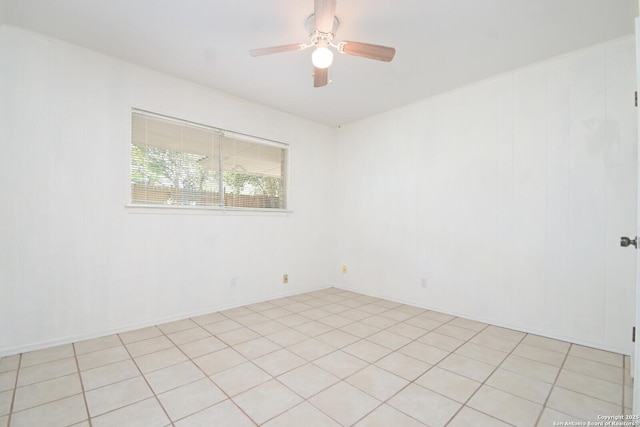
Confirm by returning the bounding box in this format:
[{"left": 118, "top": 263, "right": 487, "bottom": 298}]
[{"left": 620, "top": 236, "right": 637, "bottom": 248}]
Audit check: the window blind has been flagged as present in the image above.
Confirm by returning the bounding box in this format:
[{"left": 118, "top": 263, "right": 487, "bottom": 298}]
[{"left": 130, "top": 110, "right": 288, "bottom": 209}]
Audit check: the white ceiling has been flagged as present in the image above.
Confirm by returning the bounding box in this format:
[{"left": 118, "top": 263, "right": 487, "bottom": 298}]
[{"left": 1, "top": 0, "right": 636, "bottom": 127}]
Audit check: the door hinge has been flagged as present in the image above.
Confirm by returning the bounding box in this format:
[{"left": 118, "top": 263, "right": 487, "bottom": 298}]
[
  {"left": 633, "top": 326, "right": 636, "bottom": 343},
  {"left": 635, "top": 91, "right": 638, "bottom": 107}
]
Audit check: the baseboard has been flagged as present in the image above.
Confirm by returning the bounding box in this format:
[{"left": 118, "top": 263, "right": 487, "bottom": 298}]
[
  {"left": 333, "top": 284, "right": 632, "bottom": 356},
  {"left": 0, "top": 285, "right": 333, "bottom": 358}
]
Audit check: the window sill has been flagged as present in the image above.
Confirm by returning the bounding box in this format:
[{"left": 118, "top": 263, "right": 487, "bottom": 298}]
[{"left": 125, "top": 204, "right": 292, "bottom": 216}]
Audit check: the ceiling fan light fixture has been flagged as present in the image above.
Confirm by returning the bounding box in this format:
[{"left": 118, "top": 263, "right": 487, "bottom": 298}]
[
  {"left": 312, "top": 46, "right": 333, "bottom": 69},
  {"left": 249, "top": 0, "right": 394, "bottom": 87}
]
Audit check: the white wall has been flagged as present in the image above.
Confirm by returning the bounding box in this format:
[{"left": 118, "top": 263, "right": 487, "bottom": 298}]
[
  {"left": 333, "top": 36, "right": 637, "bottom": 354},
  {"left": 1, "top": 26, "right": 636, "bottom": 357},
  {"left": 0, "top": 27, "right": 336, "bottom": 356}
]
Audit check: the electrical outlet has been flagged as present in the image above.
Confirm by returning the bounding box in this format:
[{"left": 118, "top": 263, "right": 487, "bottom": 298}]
[
  {"left": 342, "top": 265, "right": 348, "bottom": 274},
  {"left": 420, "top": 278, "right": 427, "bottom": 288},
  {"left": 283, "top": 274, "right": 288, "bottom": 284}
]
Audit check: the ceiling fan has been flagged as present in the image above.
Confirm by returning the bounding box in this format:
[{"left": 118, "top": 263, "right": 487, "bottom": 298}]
[{"left": 249, "top": 0, "right": 396, "bottom": 88}]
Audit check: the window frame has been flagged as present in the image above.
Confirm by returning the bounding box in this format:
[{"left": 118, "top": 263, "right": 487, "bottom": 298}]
[{"left": 127, "top": 109, "right": 291, "bottom": 214}]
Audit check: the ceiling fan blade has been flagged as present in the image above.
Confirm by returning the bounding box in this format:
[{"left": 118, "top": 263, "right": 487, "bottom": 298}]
[
  {"left": 313, "top": 67, "right": 328, "bottom": 87},
  {"left": 314, "top": 0, "right": 337, "bottom": 33},
  {"left": 340, "top": 41, "right": 396, "bottom": 62},
  {"left": 249, "top": 43, "right": 308, "bottom": 57}
]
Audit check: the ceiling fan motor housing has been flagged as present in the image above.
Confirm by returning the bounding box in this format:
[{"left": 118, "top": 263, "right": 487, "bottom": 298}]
[{"left": 306, "top": 14, "right": 340, "bottom": 47}]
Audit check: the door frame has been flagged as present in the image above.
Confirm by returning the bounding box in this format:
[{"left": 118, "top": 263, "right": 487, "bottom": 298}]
[{"left": 634, "top": 9, "right": 640, "bottom": 414}]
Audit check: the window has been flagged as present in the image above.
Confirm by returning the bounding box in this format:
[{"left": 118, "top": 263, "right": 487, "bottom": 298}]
[{"left": 130, "top": 110, "right": 288, "bottom": 210}]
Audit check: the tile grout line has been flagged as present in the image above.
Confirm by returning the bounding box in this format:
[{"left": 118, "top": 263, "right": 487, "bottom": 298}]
[
  {"left": 305, "top": 297, "right": 505, "bottom": 425},
  {"left": 72, "top": 343, "right": 94, "bottom": 427},
  {"left": 565, "top": 345, "right": 622, "bottom": 410},
  {"left": 417, "top": 324, "right": 591, "bottom": 426},
  {"left": 238, "top": 291, "right": 367, "bottom": 425},
  {"left": 275, "top": 292, "right": 394, "bottom": 426},
  {"left": 506, "top": 338, "right": 624, "bottom": 410},
  {"left": 535, "top": 342, "right": 574, "bottom": 425},
  {"left": 551, "top": 350, "right": 628, "bottom": 411},
  {"left": 285, "top": 293, "right": 405, "bottom": 424},
  {"left": 115, "top": 333, "right": 177, "bottom": 427},
  {"left": 337, "top": 310, "right": 486, "bottom": 426},
  {"left": 232, "top": 293, "right": 366, "bottom": 426},
  {"left": 531, "top": 340, "right": 573, "bottom": 426},
  {"left": 5, "top": 354, "right": 21, "bottom": 427},
  {"left": 161, "top": 318, "right": 260, "bottom": 426},
  {"left": 152, "top": 301, "right": 315, "bottom": 425},
  {"left": 227, "top": 291, "right": 403, "bottom": 425},
  {"left": 345, "top": 314, "right": 542, "bottom": 426},
  {"left": 440, "top": 323, "right": 522, "bottom": 427}
]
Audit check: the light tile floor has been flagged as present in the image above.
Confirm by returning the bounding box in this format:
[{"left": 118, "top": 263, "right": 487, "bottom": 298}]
[{"left": 0, "top": 288, "right": 633, "bottom": 426}]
